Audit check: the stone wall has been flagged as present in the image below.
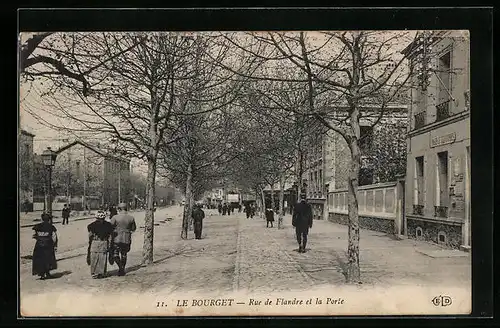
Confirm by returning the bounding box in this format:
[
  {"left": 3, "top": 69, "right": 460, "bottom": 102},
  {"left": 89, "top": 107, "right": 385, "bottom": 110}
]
[
  {"left": 328, "top": 212, "right": 395, "bottom": 234},
  {"left": 407, "top": 217, "right": 462, "bottom": 249}
]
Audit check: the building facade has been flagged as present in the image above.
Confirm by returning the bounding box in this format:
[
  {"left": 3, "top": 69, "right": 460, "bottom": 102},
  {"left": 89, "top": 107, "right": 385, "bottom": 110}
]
[
  {"left": 19, "top": 129, "right": 35, "bottom": 211},
  {"left": 38, "top": 140, "right": 131, "bottom": 210},
  {"left": 403, "top": 31, "right": 470, "bottom": 250},
  {"left": 304, "top": 104, "right": 408, "bottom": 222}
]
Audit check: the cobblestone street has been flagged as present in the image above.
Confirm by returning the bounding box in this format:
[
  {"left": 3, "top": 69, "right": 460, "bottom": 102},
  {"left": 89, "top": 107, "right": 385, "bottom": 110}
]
[{"left": 20, "top": 210, "right": 471, "bottom": 314}]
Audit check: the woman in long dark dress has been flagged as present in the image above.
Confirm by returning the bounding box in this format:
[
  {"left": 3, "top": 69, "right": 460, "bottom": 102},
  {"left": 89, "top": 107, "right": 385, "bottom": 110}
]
[
  {"left": 87, "top": 211, "right": 114, "bottom": 279},
  {"left": 32, "top": 213, "right": 58, "bottom": 280}
]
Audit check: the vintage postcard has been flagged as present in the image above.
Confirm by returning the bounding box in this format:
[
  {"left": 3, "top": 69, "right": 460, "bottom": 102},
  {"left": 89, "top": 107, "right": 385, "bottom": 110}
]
[{"left": 18, "top": 29, "right": 471, "bottom": 317}]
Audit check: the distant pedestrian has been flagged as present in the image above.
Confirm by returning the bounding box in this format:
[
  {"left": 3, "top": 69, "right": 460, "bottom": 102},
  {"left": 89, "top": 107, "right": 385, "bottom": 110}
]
[
  {"left": 218, "top": 203, "right": 222, "bottom": 215},
  {"left": 192, "top": 204, "right": 205, "bottom": 240},
  {"left": 62, "top": 204, "right": 70, "bottom": 225},
  {"left": 265, "top": 208, "right": 275, "bottom": 228},
  {"left": 110, "top": 203, "right": 137, "bottom": 276},
  {"left": 222, "top": 203, "right": 228, "bottom": 216},
  {"left": 292, "top": 193, "right": 313, "bottom": 253},
  {"left": 245, "top": 204, "right": 251, "bottom": 219},
  {"left": 250, "top": 203, "right": 256, "bottom": 218},
  {"left": 24, "top": 199, "right": 30, "bottom": 215},
  {"left": 31, "top": 212, "right": 58, "bottom": 280},
  {"left": 109, "top": 204, "right": 118, "bottom": 219},
  {"left": 87, "top": 211, "right": 114, "bottom": 279}
]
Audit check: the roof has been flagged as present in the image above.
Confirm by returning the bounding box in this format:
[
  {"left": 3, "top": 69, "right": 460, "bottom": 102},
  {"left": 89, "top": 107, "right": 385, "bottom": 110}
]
[
  {"left": 55, "top": 140, "right": 130, "bottom": 162},
  {"left": 20, "top": 129, "right": 35, "bottom": 138},
  {"left": 401, "top": 30, "right": 449, "bottom": 58}
]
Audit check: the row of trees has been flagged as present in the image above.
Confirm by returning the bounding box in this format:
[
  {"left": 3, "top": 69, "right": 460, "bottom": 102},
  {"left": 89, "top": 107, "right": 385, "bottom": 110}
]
[{"left": 20, "top": 30, "right": 416, "bottom": 282}]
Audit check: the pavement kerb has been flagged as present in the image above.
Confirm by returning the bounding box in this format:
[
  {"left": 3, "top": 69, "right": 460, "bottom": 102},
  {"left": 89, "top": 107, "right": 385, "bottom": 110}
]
[{"left": 20, "top": 216, "right": 95, "bottom": 228}]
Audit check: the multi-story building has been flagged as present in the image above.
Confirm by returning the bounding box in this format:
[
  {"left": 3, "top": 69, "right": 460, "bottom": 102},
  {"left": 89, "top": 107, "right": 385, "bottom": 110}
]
[
  {"left": 19, "top": 129, "right": 35, "bottom": 211},
  {"left": 402, "top": 31, "right": 470, "bottom": 251},
  {"left": 38, "top": 140, "right": 131, "bottom": 210},
  {"left": 304, "top": 103, "right": 408, "bottom": 221}
]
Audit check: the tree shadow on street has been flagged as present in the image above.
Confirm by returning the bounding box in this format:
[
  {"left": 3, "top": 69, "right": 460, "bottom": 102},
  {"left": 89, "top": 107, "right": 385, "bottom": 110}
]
[{"left": 332, "top": 250, "right": 349, "bottom": 282}]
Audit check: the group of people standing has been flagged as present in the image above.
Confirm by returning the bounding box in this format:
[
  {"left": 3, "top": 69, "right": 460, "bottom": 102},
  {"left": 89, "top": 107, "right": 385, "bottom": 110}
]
[
  {"left": 244, "top": 203, "right": 256, "bottom": 219},
  {"left": 31, "top": 202, "right": 137, "bottom": 280},
  {"left": 217, "top": 203, "right": 240, "bottom": 215}
]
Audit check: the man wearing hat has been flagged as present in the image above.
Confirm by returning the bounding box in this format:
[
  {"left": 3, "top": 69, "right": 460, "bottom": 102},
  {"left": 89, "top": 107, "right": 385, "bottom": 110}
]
[
  {"left": 191, "top": 204, "right": 205, "bottom": 240},
  {"left": 292, "top": 193, "right": 313, "bottom": 253},
  {"left": 110, "top": 202, "right": 137, "bottom": 276}
]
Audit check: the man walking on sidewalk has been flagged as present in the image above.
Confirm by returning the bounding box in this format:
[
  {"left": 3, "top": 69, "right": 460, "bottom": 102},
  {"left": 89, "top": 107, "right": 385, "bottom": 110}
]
[
  {"left": 292, "top": 193, "right": 313, "bottom": 253},
  {"left": 192, "top": 204, "right": 205, "bottom": 240},
  {"left": 62, "top": 204, "right": 70, "bottom": 225},
  {"left": 110, "top": 202, "right": 136, "bottom": 276}
]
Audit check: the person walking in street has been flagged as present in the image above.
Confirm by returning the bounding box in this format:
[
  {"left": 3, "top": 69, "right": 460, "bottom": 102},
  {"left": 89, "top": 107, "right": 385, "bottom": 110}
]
[
  {"left": 292, "top": 193, "right": 313, "bottom": 253},
  {"left": 265, "top": 208, "right": 275, "bottom": 228},
  {"left": 250, "top": 203, "right": 256, "bottom": 218},
  {"left": 109, "top": 204, "right": 118, "bottom": 219},
  {"left": 31, "top": 212, "right": 58, "bottom": 280},
  {"left": 192, "top": 204, "right": 205, "bottom": 240},
  {"left": 110, "top": 202, "right": 137, "bottom": 276},
  {"left": 222, "top": 203, "right": 228, "bottom": 216},
  {"left": 218, "top": 203, "right": 222, "bottom": 215},
  {"left": 61, "top": 204, "right": 70, "bottom": 225},
  {"left": 86, "top": 211, "right": 114, "bottom": 279},
  {"left": 245, "top": 203, "right": 251, "bottom": 219}
]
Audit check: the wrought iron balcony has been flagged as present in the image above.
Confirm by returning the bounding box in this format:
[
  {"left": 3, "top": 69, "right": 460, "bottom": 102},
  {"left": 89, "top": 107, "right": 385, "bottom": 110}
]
[
  {"left": 434, "top": 205, "right": 448, "bottom": 218},
  {"left": 436, "top": 100, "right": 451, "bottom": 122},
  {"left": 413, "top": 204, "right": 424, "bottom": 216},
  {"left": 414, "top": 112, "right": 426, "bottom": 129}
]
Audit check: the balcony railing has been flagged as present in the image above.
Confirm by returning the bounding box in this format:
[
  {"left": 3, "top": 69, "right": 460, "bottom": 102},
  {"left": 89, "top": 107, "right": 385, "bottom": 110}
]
[
  {"left": 414, "top": 112, "right": 426, "bottom": 129},
  {"left": 436, "top": 100, "right": 451, "bottom": 122},
  {"left": 413, "top": 204, "right": 424, "bottom": 216},
  {"left": 434, "top": 205, "right": 448, "bottom": 218}
]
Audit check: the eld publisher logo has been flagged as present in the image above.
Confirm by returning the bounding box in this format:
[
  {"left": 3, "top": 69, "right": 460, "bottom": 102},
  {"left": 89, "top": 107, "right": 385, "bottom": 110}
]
[{"left": 432, "top": 295, "right": 452, "bottom": 307}]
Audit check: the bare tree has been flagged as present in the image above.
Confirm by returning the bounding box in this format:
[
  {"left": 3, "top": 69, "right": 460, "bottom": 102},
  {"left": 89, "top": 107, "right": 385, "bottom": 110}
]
[{"left": 224, "top": 31, "right": 416, "bottom": 283}]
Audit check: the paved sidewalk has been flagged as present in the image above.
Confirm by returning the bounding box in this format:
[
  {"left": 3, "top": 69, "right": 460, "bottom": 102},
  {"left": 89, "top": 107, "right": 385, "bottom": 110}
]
[
  {"left": 19, "top": 207, "right": 170, "bottom": 228},
  {"left": 234, "top": 215, "right": 314, "bottom": 293},
  {"left": 265, "top": 216, "right": 471, "bottom": 288},
  {"left": 20, "top": 209, "right": 238, "bottom": 297},
  {"left": 20, "top": 211, "right": 471, "bottom": 298}
]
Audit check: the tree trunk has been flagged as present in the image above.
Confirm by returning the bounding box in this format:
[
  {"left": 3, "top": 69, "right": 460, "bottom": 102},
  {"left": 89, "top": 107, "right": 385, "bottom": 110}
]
[
  {"left": 278, "top": 174, "right": 285, "bottom": 229},
  {"left": 270, "top": 183, "right": 275, "bottom": 213},
  {"left": 346, "top": 109, "right": 362, "bottom": 283},
  {"left": 297, "top": 151, "right": 304, "bottom": 202},
  {"left": 141, "top": 156, "right": 157, "bottom": 265},
  {"left": 188, "top": 179, "right": 195, "bottom": 231},
  {"left": 181, "top": 163, "right": 193, "bottom": 239},
  {"left": 260, "top": 187, "right": 266, "bottom": 219}
]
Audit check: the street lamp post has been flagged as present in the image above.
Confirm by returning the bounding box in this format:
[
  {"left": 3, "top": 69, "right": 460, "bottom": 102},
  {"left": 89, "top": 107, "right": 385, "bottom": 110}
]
[{"left": 41, "top": 147, "right": 57, "bottom": 222}]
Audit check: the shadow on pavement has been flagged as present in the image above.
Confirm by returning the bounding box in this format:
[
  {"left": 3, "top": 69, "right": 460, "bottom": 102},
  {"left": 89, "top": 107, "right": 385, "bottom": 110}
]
[
  {"left": 332, "top": 250, "right": 349, "bottom": 282},
  {"left": 58, "top": 252, "right": 86, "bottom": 261},
  {"left": 47, "top": 270, "right": 72, "bottom": 279}
]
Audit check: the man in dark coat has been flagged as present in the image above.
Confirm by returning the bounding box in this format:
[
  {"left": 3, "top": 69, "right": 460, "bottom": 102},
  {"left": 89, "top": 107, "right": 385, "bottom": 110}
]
[
  {"left": 292, "top": 194, "right": 313, "bottom": 253},
  {"left": 218, "top": 203, "right": 222, "bottom": 215},
  {"left": 245, "top": 203, "right": 251, "bottom": 219},
  {"left": 109, "top": 204, "right": 118, "bottom": 219},
  {"left": 110, "top": 203, "right": 137, "bottom": 276},
  {"left": 265, "top": 208, "right": 275, "bottom": 228},
  {"left": 62, "top": 204, "right": 70, "bottom": 225},
  {"left": 192, "top": 204, "right": 205, "bottom": 239}
]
